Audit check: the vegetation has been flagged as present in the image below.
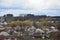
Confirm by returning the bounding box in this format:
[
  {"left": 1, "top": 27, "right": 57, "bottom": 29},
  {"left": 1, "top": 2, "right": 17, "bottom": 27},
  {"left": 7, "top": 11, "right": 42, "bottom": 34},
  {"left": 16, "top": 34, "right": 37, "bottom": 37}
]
[{"left": 10, "top": 20, "right": 33, "bottom": 27}]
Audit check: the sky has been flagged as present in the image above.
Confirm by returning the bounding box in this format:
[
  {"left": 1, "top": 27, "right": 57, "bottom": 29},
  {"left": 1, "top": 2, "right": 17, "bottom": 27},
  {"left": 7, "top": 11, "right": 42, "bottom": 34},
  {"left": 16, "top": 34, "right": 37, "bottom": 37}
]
[{"left": 0, "top": 0, "right": 60, "bottom": 16}]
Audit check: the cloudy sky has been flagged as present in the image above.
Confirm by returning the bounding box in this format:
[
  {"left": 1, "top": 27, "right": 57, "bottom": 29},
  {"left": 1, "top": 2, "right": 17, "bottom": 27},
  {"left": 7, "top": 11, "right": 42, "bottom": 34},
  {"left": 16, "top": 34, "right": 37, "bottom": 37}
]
[{"left": 0, "top": 0, "right": 60, "bottom": 16}]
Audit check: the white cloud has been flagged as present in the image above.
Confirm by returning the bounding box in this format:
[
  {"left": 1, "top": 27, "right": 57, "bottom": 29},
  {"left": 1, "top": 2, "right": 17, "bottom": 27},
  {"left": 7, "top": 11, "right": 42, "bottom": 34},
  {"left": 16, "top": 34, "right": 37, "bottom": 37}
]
[
  {"left": 0, "top": 0, "right": 60, "bottom": 16},
  {"left": 0, "top": 9, "right": 37, "bottom": 16},
  {"left": 0, "top": 0, "right": 60, "bottom": 10},
  {"left": 28, "top": 0, "right": 60, "bottom": 10}
]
